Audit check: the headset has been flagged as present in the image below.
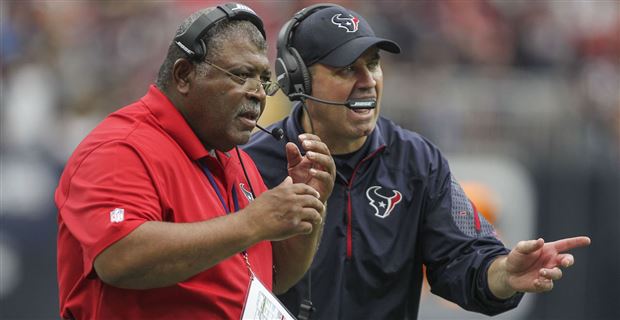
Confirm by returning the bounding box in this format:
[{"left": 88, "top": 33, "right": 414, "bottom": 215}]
[
  {"left": 275, "top": 3, "right": 339, "bottom": 99},
  {"left": 175, "top": 4, "right": 273, "bottom": 205},
  {"left": 175, "top": 3, "right": 266, "bottom": 61}
]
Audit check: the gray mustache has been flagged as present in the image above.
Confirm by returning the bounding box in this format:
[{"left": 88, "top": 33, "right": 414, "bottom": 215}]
[{"left": 239, "top": 101, "right": 261, "bottom": 117}]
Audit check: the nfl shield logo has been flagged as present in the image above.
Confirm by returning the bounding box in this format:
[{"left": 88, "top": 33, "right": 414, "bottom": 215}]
[{"left": 110, "top": 208, "right": 125, "bottom": 223}]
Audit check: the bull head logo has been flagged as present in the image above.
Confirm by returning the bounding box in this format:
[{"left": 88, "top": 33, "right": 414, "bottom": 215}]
[
  {"left": 331, "top": 14, "right": 359, "bottom": 33},
  {"left": 366, "top": 186, "right": 402, "bottom": 219}
]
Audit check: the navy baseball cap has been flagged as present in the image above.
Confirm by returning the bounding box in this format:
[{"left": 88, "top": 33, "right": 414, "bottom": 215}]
[{"left": 292, "top": 6, "right": 401, "bottom": 67}]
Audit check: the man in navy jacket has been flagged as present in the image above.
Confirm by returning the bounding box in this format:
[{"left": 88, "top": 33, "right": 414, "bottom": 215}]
[{"left": 245, "top": 4, "right": 591, "bottom": 319}]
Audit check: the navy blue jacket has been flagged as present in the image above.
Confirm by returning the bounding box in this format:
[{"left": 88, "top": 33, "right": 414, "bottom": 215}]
[{"left": 244, "top": 104, "right": 523, "bottom": 319}]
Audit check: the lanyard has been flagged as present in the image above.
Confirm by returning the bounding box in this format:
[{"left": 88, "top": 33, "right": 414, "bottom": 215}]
[
  {"left": 199, "top": 159, "right": 240, "bottom": 214},
  {"left": 199, "top": 158, "right": 252, "bottom": 277}
]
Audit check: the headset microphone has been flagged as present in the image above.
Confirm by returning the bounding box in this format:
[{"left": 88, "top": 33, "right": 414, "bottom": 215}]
[
  {"left": 288, "top": 93, "right": 377, "bottom": 109},
  {"left": 255, "top": 124, "right": 284, "bottom": 141}
]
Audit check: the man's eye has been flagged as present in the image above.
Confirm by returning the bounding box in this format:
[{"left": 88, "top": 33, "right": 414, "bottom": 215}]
[
  {"left": 235, "top": 72, "right": 251, "bottom": 80},
  {"left": 338, "top": 66, "right": 354, "bottom": 75}
]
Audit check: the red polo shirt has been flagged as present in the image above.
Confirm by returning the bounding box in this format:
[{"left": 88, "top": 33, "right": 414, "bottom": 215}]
[{"left": 55, "top": 85, "right": 271, "bottom": 319}]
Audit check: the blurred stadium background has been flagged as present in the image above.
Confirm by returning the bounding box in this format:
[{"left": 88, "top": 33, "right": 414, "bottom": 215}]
[{"left": 1, "top": 1, "right": 618, "bottom": 319}]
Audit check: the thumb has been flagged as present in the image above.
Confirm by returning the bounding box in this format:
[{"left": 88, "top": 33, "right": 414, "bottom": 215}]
[
  {"left": 516, "top": 238, "right": 544, "bottom": 254},
  {"left": 286, "top": 142, "right": 302, "bottom": 167}
]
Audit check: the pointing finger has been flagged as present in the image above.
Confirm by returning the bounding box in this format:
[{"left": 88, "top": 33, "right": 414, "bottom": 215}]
[{"left": 550, "top": 236, "right": 591, "bottom": 253}]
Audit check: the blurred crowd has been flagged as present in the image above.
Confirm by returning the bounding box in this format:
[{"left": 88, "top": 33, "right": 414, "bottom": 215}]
[{"left": 1, "top": 1, "right": 618, "bottom": 319}]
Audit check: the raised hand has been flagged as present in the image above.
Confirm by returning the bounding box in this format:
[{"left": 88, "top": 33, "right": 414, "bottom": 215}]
[{"left": 286, "top": 134, "right": 336, "bottom": 203}]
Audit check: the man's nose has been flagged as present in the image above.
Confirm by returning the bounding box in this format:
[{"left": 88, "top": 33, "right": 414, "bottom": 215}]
[
  {"left": 355, "top": 67, "right": 377, "bottom": 89},
  {"left": 245, "top": 79, "right": 267, "bottom": 100}
]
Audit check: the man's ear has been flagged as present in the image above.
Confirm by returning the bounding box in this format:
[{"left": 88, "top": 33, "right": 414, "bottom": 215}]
[{"left": 172, "top": 58, "right": 194, "bottom": 95}]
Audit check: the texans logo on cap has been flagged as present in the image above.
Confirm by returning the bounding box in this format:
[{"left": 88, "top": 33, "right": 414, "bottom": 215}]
[{"left": 331, "top": 14, "right": 359, "bottom": 33}]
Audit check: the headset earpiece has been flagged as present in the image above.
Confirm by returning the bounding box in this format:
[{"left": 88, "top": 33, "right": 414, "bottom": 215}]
[
  {"left": 276, "top": 3, "right": 337, "bottom": 100},
  {"left": 196, "top": 39, "right": 207, "bottom": 60},
  {"left": 290, "top": 47, "right": 312, "bottom": 96}
]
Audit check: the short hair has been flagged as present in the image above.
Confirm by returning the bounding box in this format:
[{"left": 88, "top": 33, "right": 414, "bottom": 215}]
[{"left": 155, "top": 8, "right": 266, "bottom": 90}]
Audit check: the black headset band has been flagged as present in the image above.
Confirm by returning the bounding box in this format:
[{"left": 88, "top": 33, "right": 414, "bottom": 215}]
[
  {"left": 277, "top": 3, "right": 339, "bottom": 56},
  {"left": 175, "top": 3, "right": 265, "bottom": 60}
]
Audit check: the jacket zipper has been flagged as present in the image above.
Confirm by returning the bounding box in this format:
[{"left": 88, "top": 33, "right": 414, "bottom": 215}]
[{"left": 345, "top": 146, "right": 386, "bottom": 259}]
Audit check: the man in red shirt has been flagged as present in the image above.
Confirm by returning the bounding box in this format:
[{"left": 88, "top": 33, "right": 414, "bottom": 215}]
[{"left": 55, "top": 4, "right": 335, "bottom": 319}]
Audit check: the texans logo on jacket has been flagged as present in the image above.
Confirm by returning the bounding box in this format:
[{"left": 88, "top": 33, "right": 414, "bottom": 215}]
[{"left": 366, "top": 186, "right": 402, "bottom": 218}]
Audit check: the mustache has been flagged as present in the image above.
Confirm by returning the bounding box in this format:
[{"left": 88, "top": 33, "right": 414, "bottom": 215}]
[{"left": 238, "top": 101, "right": 261, "bottom": 119}]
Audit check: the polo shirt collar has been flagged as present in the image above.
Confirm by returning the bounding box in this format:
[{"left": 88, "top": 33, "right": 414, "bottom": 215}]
[{"left": 141, "top": 85, "right": 209, "bottom": 161}]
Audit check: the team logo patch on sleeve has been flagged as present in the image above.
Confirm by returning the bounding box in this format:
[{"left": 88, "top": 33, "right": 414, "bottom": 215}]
[
  {"left": 366, "top": 186, "right": 402, "bottom": 218},
  {"left": 110, "top": 208, "right": 125, "bottom": 223}
]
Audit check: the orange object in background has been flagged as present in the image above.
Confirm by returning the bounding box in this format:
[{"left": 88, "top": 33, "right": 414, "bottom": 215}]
[{"left": 460, "top": 181, "right": 499, "bottom": 225}]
